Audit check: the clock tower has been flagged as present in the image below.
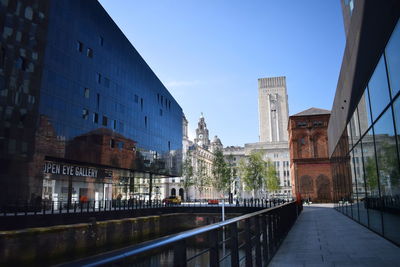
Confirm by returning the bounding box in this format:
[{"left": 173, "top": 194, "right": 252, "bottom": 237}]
[{"left": 194, "top": 113, "right": 210, "bottom": 148}]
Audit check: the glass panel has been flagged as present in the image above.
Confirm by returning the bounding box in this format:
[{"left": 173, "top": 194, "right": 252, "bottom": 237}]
[
  {"left": 349, "top": 109, "right": 360, "bottom": 145},
  {"left": 385, "top": 20, "right": 400, "bottom": 98},
  {"left": 368, "top": 56, "right": 391, "bottom": 121},
  {"left": 349, "top": 150, "right": 360, "bottom": 221},
  {"left": 394, "top": 96, "right": 400, "bottom": 165},
  {"left": 373, "top": 106, "right": 400, "bottom": 244},
  {"left": 362, "top": 128, "right": 383, "bottom": 234},
  {"left": 354, "top": 142, "right": 368, "bottom": 226},
  {"left": 357, "top": 89, "right": 372, "bottom": 135}
]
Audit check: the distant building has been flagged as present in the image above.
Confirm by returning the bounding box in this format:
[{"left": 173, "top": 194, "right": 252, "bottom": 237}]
[
  {"left": 175, "top": 114, "right": 223, "bottom": 200},
  {"left": 223, "top": 76, "right": 292, "bottom": 199},
  {"left": 288, "top": 108, "right": 334, "bottom": 202}
]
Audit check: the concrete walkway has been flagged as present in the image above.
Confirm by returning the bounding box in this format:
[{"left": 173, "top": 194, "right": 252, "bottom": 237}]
[{"left": 269, "top": 204, "right": 400, "bottom": 267}]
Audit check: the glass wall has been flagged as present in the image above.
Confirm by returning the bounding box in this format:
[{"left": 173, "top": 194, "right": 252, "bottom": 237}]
[{"left": 333, "top": 19, "right": 400, "bottom": 245}]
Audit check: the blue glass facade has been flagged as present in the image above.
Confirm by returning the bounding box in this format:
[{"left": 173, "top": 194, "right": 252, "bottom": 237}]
[
  {"left": 0, "top": 0, "right": 182, "bottom": 206},
  {"left": 332, "top": 19, "right": 400, "bottom": 246}
]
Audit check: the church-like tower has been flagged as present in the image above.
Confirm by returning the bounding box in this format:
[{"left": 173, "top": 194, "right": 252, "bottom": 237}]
[
  {"left": 258, "top": 76, "right": 289, "bottom": 143},
  {"left": 194, "top": 113, "right": 210, "bottom": 148}
]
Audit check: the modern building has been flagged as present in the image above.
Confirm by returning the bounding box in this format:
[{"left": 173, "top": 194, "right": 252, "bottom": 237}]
[
  {"left": 223, "top": 76, "right": 292, "bottom": 198},
  {"left": 328, "top": 0, "right": 400, "bottom": 245},
  {"left": 288, "top": 107, "right": 334, "bottom": 203},
  {"left": 0, "top": 0, "right": 183, "bottom": 207}
]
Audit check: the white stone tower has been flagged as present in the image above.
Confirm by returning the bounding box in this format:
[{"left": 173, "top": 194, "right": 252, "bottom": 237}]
[
  {"left": 258, "top": 76, "right": 289, "bottom": 143},
  {"left": 194, "top": 113, "right": 210, "bottom": 148}
]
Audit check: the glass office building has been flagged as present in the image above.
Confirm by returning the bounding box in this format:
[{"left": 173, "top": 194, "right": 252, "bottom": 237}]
[
  {"left": 330, "top": 1, "right": 400, "bottom": 245},
  {"left": 0, "top": 0, "right": 183, "bottom": 207}
]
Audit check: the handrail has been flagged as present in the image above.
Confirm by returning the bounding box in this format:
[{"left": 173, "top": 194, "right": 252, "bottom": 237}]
[{"left": 59, "top": 201, "right": 295, "bottom": 267}]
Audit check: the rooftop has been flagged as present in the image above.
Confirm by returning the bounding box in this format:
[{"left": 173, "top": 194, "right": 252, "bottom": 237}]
[{"left": 291, "top": 107, "right": 331, "bottom": 117}]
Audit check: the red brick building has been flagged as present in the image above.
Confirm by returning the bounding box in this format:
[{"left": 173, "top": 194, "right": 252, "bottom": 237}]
[{"left": 289, "top": 108, "right": 334, "bottom": 202}]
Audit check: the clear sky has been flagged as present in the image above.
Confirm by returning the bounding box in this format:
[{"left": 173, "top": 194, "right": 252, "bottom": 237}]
[{"left": 98, "top": 0, "right": 346, "bottom": 147}]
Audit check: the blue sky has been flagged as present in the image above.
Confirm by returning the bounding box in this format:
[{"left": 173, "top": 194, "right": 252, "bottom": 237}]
[{"left": 98, "top": 0, "right": 346, "bottom": 146}]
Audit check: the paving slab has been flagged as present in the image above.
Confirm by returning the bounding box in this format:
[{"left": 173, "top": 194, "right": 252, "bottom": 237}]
[{"left": 268, "top": 204, "right": 400, "bottom": 267}]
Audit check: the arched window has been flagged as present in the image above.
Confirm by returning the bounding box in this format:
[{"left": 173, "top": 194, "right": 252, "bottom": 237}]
[
  {"left": 316, "top": 174, "right": 330, "bottom": 201},
  {"left": 171, "top": 188, "right": 176, "bottom": 196},
  {"left": 300, "top": 175, "right": 313, "bottom": 194},
  {"left": 179, "top": 188, "right": 184, "bottom": 200}
]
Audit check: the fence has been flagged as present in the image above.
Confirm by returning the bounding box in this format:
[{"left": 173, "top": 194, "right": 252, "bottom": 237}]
[
  {"left": 1, "top": 198, "right": 293, "bottom": 216},
  {"left": 60, "top": 201, "right": 302, "bottom": 267}
]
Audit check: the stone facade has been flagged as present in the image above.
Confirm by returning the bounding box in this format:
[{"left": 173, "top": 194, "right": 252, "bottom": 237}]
[
  {"left": 288, "top": 108, "right": 334, "bottom": 202},
  {"left": 223, "top": 76, "right": 292, "bottom": 199},
  {"left": 258, "top": 77, "right": 289, "bottom": 143}
]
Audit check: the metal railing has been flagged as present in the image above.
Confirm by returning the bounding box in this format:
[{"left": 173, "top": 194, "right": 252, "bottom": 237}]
[
  {"left": 0, "top": 198, "right": 293, "bottom": 216},
  {"left": 60, "top": 201, "right": 302, "bottom": 267}
]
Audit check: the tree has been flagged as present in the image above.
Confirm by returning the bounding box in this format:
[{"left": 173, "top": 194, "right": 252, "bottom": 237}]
[
  {"left": 211, "top": 149, "right": 230, "bottom": 194},
  {"left": 265, "top": 159, "right": 280, "bottom": 193},
  {"left": 180, "top": 150, "right": 195, "bottom": 201},
  {"left": 238, "top": 151, "right": 280, "bottom": 198},
  {"left": 195, "top": 159, "right": 210, "bottom": 199}
]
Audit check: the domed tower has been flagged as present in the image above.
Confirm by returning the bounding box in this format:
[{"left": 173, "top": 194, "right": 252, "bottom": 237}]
[
  {"left": 194, "top": 113, "right": 210, "bottom": 148},
  {"left": 211, "top": 135, "right": 223, "bottom": 153}
]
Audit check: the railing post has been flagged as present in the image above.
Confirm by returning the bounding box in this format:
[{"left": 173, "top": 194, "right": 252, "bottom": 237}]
[
  {"left": 244, "top": 218, "right": 252, "bottom": 267},
  {"left": 229, "top": 222, "right": 239, "bottom": 267},
  {"left": 173, "top": 240, "right": 186, "bottom": 267},
  {"left": 208, "top": 229, "right": 219, "bottom": 267},
  {"left": 261, "top": 214, "right": 269, "bottom": 264},
  {"left": 254, "top": 216, "right": 262, "bottom": 267}
]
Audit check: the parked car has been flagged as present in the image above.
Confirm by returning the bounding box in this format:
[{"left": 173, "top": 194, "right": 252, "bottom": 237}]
[
  {"left": 208, "top": 199, "right": 219, "bottom": 205},
  {"left": 163, "top": 196, "right": 181, "bottom": 205}
]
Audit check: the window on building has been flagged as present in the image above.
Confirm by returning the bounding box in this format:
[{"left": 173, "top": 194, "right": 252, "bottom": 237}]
[
  {"left": 169, "top": 100, "right": 171, "bottom": 110},
  {"left": 103, "top": 77, "right": 110, "bottom": 88},
  {"left": 161, "top": 95, "right": 163, "bottom": 106},
  {"left": 99, "top": 36, "right": 104, "bottom": 46},
  {"left": 84, "top": 88, "right": 90, "bottom": 98},
  {"left": 313, "top": 121, "right": 323, "bottom": 127},
  {"left": 297, "top": 121, "right": 307, "bottom": 127},
  {"left": 168, "top": 141, "right": 171, "bottom": 151},
  {"left": 93, "top": 112, "right": 98, "bottom": 123},
  {"left": 97, "top": 73, "right": 101, "bottom": 84},
  {"left": 87, "top": 48, "right": 93, "bottom": 58},
  {"left": 110, "top": 139, "right": 115, "bottom": 148},
  {"left": 117, "top": 142, "right": 124, "bottom": 150},
  {"left": 96, "top": 93, "right": 100, "bottom": 109},
  {"left": 102, "top": 115, "right": 108, "bottom": 126},
  {"left": 112, "top": 119, "right": 117, "bottom": 130},
  {"left": 77, "top": 41, "right": 83, "bottom": 52},
  {"left": 157, "top": 93, "right": 159, "bottom": 103},
  {"left": 119, "top": 121, "right": 124, "bottom": 132},
  {"left": 141, "top": 98, "right": 143, "bottom": 111},
  {"left": 160, "top": 109, "right": 163, "bottom": 116},
  {"left": 82, "top": 108, "right": 89, "bottom": 120},
  {"left": 144, "top": 116, "right": 147, "bottom": 128},
  {"left": 16, "top": 56, "right": 27, "bottom": 71},
  {"left": 134, "top": 94, "right": 139, "bottom": 103}
]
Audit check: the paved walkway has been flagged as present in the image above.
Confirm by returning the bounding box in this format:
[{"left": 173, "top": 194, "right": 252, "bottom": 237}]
[{"left": 269, "top": 204, "right": 400, "bottom": 267}]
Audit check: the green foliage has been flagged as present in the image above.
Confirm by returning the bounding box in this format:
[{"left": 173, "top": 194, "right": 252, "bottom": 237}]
[
  {"left": 265, "top": 160, "right": 280, "bottom": 191},
  {"left": 180, "top": 150, "right": 195, "bottom": 200},
  {"left": 211, "top": 149, "right": 230, "bottom": 193},
  {"left": 195, "top": 159, "right": 210, "bottom": 195},
  {"left": 238, "top": 151, "right": 280, "bottom": 197},
  {"left": 365, "top": 156, "right": 378, "bottom": 191}
]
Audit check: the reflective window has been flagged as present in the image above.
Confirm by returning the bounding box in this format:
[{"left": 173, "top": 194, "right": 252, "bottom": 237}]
[
  {"left": 373, "top": 107, "right": 400, "bottom": 241},
  {"left": 361, "top": 128, "right": 383, "bottom": 234},
  {"left": 394, "top": 96, "right": 400, "bottom": 160},
  {"left": 357, "top": 89, "right": 372, "bottom": 135},
  {"left": 368, "top": 56, "right": 391, "bottom": 121},
  {"left": 385, "top": 20, "right": 400, "bottom": 98}
]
